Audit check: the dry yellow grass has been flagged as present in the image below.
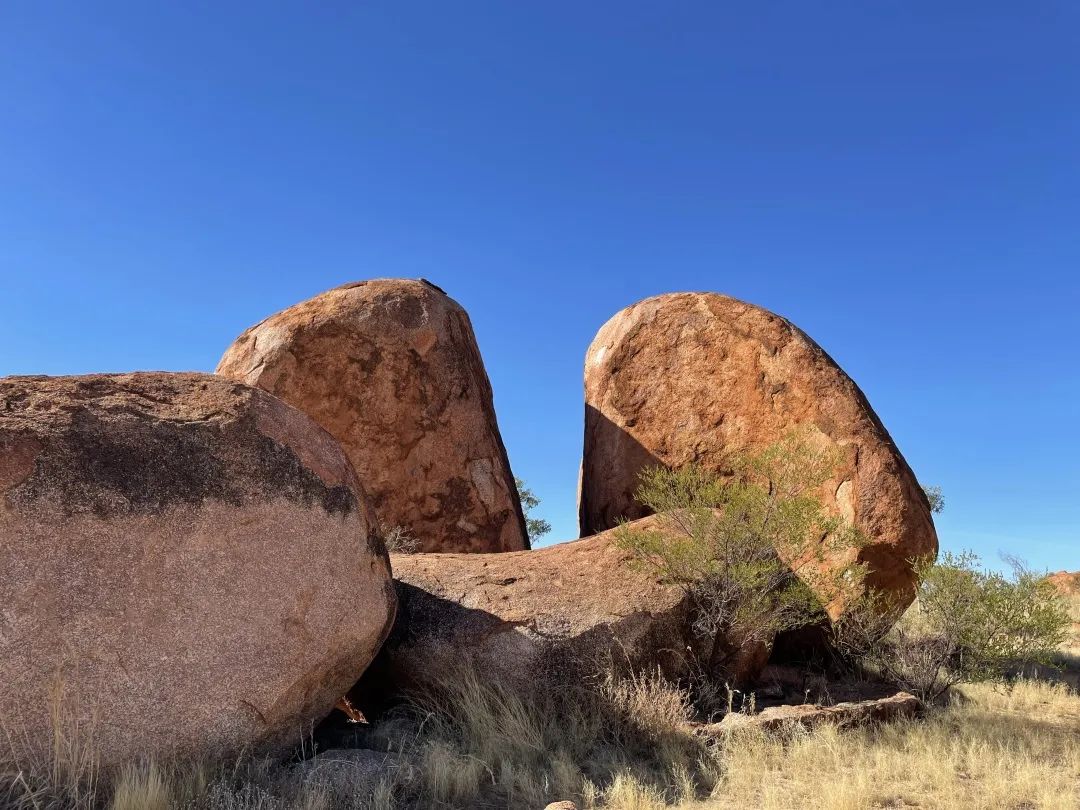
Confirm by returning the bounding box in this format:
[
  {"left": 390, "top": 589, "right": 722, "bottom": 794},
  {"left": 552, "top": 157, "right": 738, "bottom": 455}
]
[
  {"left": 696, "top": 679, "right": 1080, "bottom": 810},
  {"left": 4, "top": 669, "right": 1078, "bottom": 809},
  {"left": 582, "top": 678, "right": 1080, "bottom": 810}
]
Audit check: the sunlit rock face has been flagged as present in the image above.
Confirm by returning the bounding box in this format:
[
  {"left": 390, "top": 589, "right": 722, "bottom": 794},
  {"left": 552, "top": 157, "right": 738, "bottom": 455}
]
[
  {"left": 217, "top": 279, "right": 527, "bottom": 553},
  {"left": 579, "top": 292, "right": 938, "bottom": 608}
]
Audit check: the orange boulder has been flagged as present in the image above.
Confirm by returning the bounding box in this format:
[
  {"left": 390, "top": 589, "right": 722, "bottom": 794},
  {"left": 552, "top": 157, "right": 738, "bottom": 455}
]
[{"left": 218, "top": 279, "right": 527, "bottom": 553}]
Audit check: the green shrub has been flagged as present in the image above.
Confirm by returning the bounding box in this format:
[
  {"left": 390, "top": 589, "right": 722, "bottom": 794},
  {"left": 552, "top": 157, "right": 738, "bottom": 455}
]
[
  {"left": 515, "top": 476, "right": 551, "bottom": 542},
  {"left": 834, "top": 552, "right": 1071, "bottom": 702},
  {"left": 614, "top": 431, "right": 867, "bottom": 687}
]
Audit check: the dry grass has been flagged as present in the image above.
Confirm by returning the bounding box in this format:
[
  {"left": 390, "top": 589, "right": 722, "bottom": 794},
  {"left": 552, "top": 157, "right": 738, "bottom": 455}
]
[
  {"left": 359, "top": 663, "right": 719, "bottom": 808},
  {"left": 701, "top": 678, "right": 1080, "bottom": 810},
  {"left": 1, "top": 664, "right": 717, "bottom": 810},
  {"left": 3, "top": 665, "right": 1078, "bottom": 810},
  {"left": 0, "top": 679, "right": 103, "bottom": 810}
]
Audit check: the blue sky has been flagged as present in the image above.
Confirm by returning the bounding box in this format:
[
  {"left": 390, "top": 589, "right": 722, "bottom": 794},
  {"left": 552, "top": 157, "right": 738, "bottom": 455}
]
[{"left": 2, "top": 2, "right": 1077, "bottom": 570}]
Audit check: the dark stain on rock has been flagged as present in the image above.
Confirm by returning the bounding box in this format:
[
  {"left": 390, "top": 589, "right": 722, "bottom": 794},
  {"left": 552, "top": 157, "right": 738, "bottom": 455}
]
[
  {"left": 349, "top": 344, "right": 383, "bottom": 376},
  {"left": 418, "top": 278, "right": 447, "bottom": 295},
  {"left": 3, "top": 381, "right": 357, "bottom": 519},
  {"left": 388, "top": 297, "right": 425, "bottom": 330}
]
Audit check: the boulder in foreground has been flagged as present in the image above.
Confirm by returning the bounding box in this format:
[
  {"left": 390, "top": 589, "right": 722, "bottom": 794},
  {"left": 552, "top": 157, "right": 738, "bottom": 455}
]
[
  {"left": 217, "top": 279, "right": 527, "bottom": 553},
  {"left": 0, "top": 373, "right": 395, "bottom": 766}
]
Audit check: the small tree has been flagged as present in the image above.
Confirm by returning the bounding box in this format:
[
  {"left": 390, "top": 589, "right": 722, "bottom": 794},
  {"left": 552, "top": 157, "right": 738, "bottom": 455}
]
[
  {"left": 515, "top": 476, "right": 551, "bottom": 542},
  {"left": 614, "top": 432, "right": 867, "bottom": 687},
  {"left": 922, "top": 485, "right": 945, "bottom": 515},
  {"left": 834, "top": 552, "right": 1071, "bottom": 702}
]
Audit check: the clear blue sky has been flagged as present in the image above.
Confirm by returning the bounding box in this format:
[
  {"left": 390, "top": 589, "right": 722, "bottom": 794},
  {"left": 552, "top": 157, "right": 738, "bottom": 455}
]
[{"left": 2, "top": 3, "right": 1077, "bottom": 571}]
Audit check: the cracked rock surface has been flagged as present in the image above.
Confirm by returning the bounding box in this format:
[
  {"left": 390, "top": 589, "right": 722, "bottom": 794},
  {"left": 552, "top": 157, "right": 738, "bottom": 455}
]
[
  {"left": 217, "top": 279, "right": 527, "bottom": 553},
  {"left": 579, "top": 292, "right": 937, "bottom": 605},
  {"left": 0, "top": 372, "right": 395, "bottom": 766}
]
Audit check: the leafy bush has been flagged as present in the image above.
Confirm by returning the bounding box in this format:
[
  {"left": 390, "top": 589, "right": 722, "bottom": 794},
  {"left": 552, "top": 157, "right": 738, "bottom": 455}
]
[
  {"left": 834, "top": 552, "right": 1071, "bottom": 701},
  {"left": 614, "top": 432, "right": 867, "bottom": 686}
]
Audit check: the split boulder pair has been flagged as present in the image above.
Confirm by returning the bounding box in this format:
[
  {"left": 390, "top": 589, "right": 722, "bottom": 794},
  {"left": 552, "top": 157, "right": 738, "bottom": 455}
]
[{"left": 0, "top": 279, "right": 936, "bottom": 766}]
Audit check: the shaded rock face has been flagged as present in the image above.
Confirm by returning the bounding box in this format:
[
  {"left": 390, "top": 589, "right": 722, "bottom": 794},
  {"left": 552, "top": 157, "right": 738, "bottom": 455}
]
[
  {"left": 363, "top": 516, "right": 699, "bottom": 695},
  {"left": 0, "top": 373, "right": 395, "bottom": 767},
  {"left": 217, "top": 279, "right": 527, "bottom": 553},
  {"left": 580, "top": 293, "right": 938, "bottom": 606}
]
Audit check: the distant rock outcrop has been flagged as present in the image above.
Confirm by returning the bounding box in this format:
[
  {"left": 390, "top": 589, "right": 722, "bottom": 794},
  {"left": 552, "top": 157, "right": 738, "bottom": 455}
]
[
  {"left": 0, "top": 373, "right": 395, "bottom": 766},
  {"left": 1048, "top": 571, "right": 1080, "bottom": 642},
  {"left": 217, "top": 279, "right": 527, "bottom": 553},
  {"left": 1048, "top": 571, "right": 1080, "bottom": 597},
  {"left": 579, "top": 292, "right": 938, "bottom": 608}
]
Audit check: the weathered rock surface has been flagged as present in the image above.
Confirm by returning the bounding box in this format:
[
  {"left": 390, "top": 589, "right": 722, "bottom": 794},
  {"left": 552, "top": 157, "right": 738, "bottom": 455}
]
[
  {"left": 580, "top": 292, "right": 938, "bottom": 605},
  {"left": 217, "top": 279, "right": 527, "bottom": 553},
  {"left": 704, "top": 691, "right": 924, "bottom": 735},
  {"left": 0, "top": 373, "right": 395, "bottom": 766},
  {"left": 365, "top": 516, "right": 699, "bottom": 692}
]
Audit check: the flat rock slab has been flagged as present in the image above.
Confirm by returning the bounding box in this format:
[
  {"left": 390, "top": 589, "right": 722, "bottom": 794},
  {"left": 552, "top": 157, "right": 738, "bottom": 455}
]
[
  {"left": 362, "top": 515, "right": 701, "bottom": 695},
  {"left": 703, "top": 691, "right": 924, "bottom": 736}
]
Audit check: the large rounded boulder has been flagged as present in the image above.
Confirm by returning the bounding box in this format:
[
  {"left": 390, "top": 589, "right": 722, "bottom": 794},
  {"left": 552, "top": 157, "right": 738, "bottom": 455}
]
[
  {"left": 0, "top": 373, "right": 395, "bottom": 767},
  {"left": 217, "top": 279, "right": 527, "bottom": 553},
  {"left": 579, "top": 293, "right": 937, "bottom": 604}
]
